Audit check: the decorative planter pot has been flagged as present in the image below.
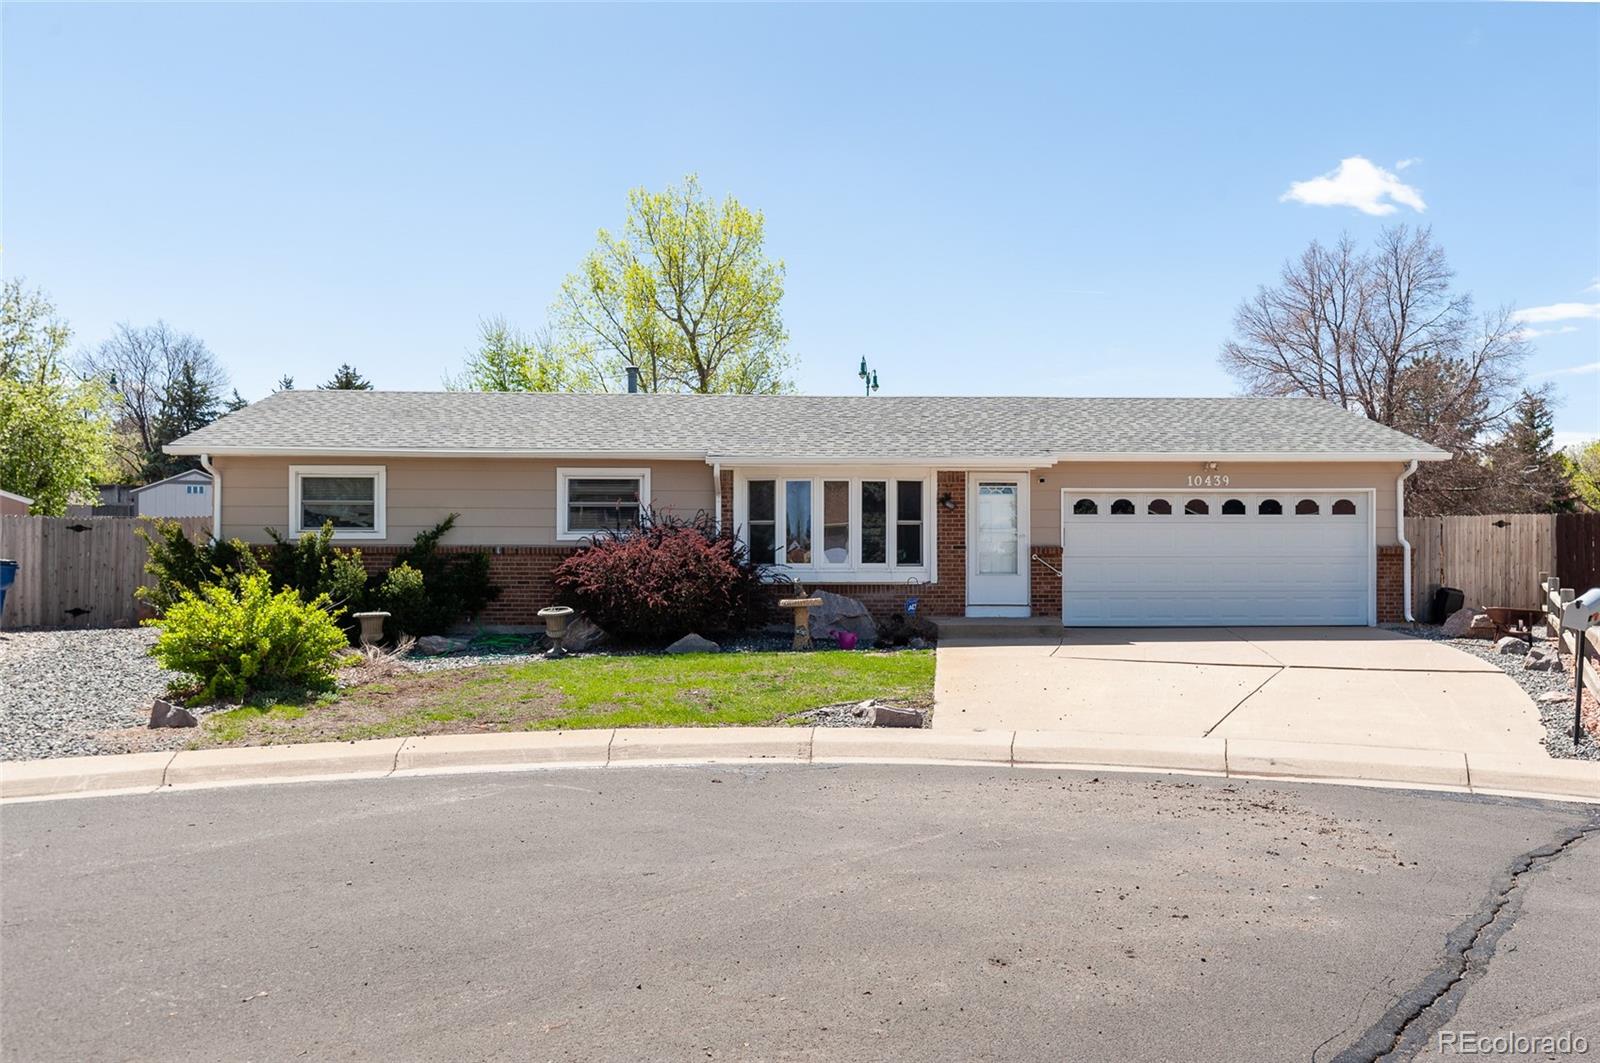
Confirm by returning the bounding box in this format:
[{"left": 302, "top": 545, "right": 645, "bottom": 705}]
[
  {"left": 352, "top": 611, "right": 390, "bottom": 647},
  {"left": 836, "top": 631, "right": 858, "bottom": 651},
  {"left": 538, "top": 605, "right": 576, "bottom": 656}
]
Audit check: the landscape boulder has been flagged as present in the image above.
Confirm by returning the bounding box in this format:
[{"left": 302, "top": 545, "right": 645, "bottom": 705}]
[
  {"left": 870, "top": 704, "right": 927, "bottom": 728},
  {"left": 1439, "top": 605, "right": 1482, "bottom": 639},
  {"left": 666, "top": 633, "right": 720, "bottom": 654},
  {"left": 148, "top": 699, "right": 197, "bottom": 729},
  {"left": 1494, "top": 636, "right": 1527, "bottom": 655},
  {"left": 1523, "top": 646, "right": 1562, "bottom": 672},
  {"left": 879, "top": 612, "right": 938, "bottom": 647},
  {"left": 414, "top": 635, "right": 471, "bottom": 656},
  {"left": 807, "top": 591, "right": 878, "bottom": 646},
  {"left": 560, "top": 616, "right": 609, "bottom": 654}
]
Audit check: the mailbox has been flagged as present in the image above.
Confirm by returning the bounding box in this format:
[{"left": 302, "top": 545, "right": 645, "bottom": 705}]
[{"left": 1561, "top": 587, "right": 1600, "bottom": 632}]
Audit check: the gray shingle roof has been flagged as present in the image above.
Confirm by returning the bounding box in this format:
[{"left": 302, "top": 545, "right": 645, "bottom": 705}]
[{"left": 166, "top": 391, "right": 1449, "bottom": 461}]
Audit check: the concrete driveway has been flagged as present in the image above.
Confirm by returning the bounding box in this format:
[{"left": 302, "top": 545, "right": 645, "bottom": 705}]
[{"left": 934, "top": 627, "right": 1549, "bottom": 755}]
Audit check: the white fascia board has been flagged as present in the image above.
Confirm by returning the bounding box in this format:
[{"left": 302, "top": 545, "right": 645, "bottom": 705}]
[
  {"left": 1046, "top": 451, "right": 1451, "bottom": 463},
  {"left": 707, "top": 453, "right": 1058, "bottom": 469},
  {"left": 163, "top": 445, "right": 709, "bottom": 461}
]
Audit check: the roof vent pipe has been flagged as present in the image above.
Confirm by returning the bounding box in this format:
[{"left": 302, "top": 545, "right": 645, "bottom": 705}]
[{"left": 625, "top": 366, "right": 640, "bottom": 394}]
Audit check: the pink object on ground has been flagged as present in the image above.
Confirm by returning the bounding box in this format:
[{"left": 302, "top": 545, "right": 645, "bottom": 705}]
[{"left": 836, "top": 632, "right": 859, "bottom": 650}]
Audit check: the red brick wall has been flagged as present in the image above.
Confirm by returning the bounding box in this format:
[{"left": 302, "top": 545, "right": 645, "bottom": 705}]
[
  {"left": 357, "top": 545, "right": 574, "bottom": 626},
  {"left": 1377, "top": 544, "right": 1405, "bottom": 623},
  {"left": 719, "top": 469, "right": 734, "bottom": 532},
  {"left": 1030, "top": 545, "right": 1062, "bottom": 620},
  {"left": 347, "top": 468, "right": 975, "bottom": 627}
]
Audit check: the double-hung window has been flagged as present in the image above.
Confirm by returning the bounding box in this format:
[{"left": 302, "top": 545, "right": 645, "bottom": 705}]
[
  {"left": 557, "top": 468, "right": 651, "bottom": 540},
  {"left": 736, "top": 471, "right": 932, "bottom": 579},
  {"left": 290, "top": 465, "right": 386, "bottom": 539}
]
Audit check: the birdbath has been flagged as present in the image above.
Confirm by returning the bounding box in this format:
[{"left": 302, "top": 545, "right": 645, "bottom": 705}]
[
  {"left": 777, "top": 596, "right": 824, "bottom": 651},
  {"left": 352, "top": 611, "right": 390, "bottom": 648},
  {"left": 538, "top": 605, "right": 576, "bottom": 657}
]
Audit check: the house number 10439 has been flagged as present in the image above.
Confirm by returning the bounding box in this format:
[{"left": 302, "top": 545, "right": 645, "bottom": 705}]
[{"left": 1187, "top": 474, "right": 1230, "bottom": 487}]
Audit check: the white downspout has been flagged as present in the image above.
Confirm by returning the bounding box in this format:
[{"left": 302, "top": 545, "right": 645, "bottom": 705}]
[
  {"left": 1396, "top": 460, "right": 1418, "bottom": 622},
  {"left": 199, "top": 453, "right": 221, "bottom": 539},
  {"left": 712, "top": 461, "right": 722, "bottom": 534}
]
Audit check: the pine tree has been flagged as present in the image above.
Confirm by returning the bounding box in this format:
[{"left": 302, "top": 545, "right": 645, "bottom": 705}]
[
  {"left": 320, "top": 363, "right": 372, "bottom": 390},
  {"left": 274, "top": 374, "right": 295, "bottom": 392},
  {"left": 224, "top": 388, "right": 249, "bottom": 412},
  {"left": 1487, "top": 390, "right": 1576, "bottom": 513},
  {"left": 143, "top": 359, "right": 220, "bottom": 481}
]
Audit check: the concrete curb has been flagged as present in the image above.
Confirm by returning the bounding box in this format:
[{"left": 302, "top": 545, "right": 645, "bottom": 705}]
[{"left": 3, "top": 728, "right": 1598, "bottom": 805}]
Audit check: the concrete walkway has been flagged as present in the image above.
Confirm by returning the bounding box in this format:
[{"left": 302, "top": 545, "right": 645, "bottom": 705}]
[{"left": 934, "top": 626, "right": 1549, "bottom": 756}]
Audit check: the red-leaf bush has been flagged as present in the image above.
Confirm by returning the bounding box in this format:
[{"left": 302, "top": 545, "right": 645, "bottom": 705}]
[{"left": 552, "top": 511, "right": 772, "bottom": 643}]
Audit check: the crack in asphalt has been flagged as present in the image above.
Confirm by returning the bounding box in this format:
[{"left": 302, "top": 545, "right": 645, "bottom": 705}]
[{"left": 1325, "top": 811, "right": 1600, "bottom": 1063}]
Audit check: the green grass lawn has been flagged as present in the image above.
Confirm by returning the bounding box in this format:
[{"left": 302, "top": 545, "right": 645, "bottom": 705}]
[{"left": 197, "top": 649, "right": 935, "bottom": 747}]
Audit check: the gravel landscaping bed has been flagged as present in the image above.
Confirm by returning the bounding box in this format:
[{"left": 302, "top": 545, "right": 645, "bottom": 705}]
[
  {"left": 0, "top": 628, "right": 204, "bottom": 761},
  {"left": 1394, "top": 624, "right": 1599, "bottom": 761}
]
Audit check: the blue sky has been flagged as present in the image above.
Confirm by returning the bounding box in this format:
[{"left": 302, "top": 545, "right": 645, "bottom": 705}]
[{"left": 5, "top": 3, "right": 1597, "bottom": 443}]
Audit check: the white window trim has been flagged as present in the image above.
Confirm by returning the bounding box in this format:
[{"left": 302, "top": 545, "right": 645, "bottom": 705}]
[
  {"left": 289, "top": 464, "right": 387, "bottom": 540},
  {"left": 556, "top": 467, "right": 652, "bottom": 541},
  {"left": 731, "top": 467, "right": 936, "bottom": 583}
]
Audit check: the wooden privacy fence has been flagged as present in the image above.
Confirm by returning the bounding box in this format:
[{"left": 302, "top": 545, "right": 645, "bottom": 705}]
[
  {"left": 0, "top": 516, "right": 211, "bottom": 630},
  {"left": 1405, "top": 513, "right": 1600, "bottom": 615}
]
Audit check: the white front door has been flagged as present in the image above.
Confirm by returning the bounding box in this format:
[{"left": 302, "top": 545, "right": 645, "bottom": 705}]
[{"left": 966, "top": 474, "right": 1030, "bottom": 617}]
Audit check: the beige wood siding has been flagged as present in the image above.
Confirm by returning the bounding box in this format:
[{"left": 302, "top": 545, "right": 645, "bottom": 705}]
[
  {"left": 1029, "top": 461, "right": 1408, "bottom": 546},
  {"left": 214, "top": 457, "right": 715, "bottom": 546}
]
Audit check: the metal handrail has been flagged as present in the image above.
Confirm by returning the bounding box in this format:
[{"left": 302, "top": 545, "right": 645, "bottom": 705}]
[{"left": 1031, "top": 553, "right": 1062, "bottom": 577}]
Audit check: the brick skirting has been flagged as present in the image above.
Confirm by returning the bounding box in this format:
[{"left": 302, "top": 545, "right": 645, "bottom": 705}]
[
  {"left": 1030, "top": 545, "right": 1063, "bottom": 619},
  {"left": 1376, "top": 544, "right": 1405, "bottom": 623},
  {"left": 355, "top": 544, "right": 575, "bottom": 626}
]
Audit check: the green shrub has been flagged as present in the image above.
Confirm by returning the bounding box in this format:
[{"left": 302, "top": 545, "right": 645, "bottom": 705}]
[
  {"left": 147, "top": 572, "right": 350, "bottom": 702},
  {"left": 137, "top": 519, "right": 260, "bottom": 614},
  {"left": 378, "top": 514, "right": 498, "bottom": 634},
  {"left": 264, "top": 523, "right": 369, "bottom": 610},
  {"left": 376, "top": 562, "right": 429, "bottom": 638}
]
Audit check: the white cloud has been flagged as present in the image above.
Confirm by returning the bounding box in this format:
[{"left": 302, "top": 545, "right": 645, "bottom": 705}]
[
  {"left": 1517, "top": 325, "right": 1581, "bottom": 341},
  {"left": 1531, "top": 359, "right": 1600, "bottom": 377},
  {"left": 1512, "top": 302, "right": 1600, "bottom": 325},
  {"left": 1395, "top": 157, "right": 1421, "bottom": 171},
  {"left": 1586, "top": 278, "right": 1600, "bottom": 294},
  {"left": 1280, "top": 156, "right": 1427, "bottom": 216}
]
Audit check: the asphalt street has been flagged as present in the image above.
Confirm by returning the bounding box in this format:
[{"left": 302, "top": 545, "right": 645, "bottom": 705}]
[{"left": 2, "top": 765, "right": 1596, "bottom": 1062}]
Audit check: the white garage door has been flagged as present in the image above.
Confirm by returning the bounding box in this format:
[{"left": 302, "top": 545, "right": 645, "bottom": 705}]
[{"left": 1062, "top": 490, "right": 1373, "bottom": 627}]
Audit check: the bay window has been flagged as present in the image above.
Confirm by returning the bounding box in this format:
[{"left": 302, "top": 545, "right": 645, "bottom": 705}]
[{"left": 735, "top": 470, "right": 933, "bottom": 579}]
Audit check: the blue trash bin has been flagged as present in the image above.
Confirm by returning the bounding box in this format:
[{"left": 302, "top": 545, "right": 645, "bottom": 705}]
[{"left": 0, "top": 559, "right": 17, "bottom": 621}]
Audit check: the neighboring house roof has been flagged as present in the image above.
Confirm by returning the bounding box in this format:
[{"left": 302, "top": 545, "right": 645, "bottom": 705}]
[
  {"left": 1, "top": 489, "right": 33, "bottom": 505},
  {"left": 131, "top": 470, "right": 213, "bottom": 495},
  {"left": 166, "top": 390, "right": 1451, "bottom": 463}
]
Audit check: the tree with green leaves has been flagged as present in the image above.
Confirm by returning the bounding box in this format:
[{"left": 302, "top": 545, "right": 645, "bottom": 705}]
[
  {"left": 444, "top": 317, "right": 587, "bottom": 392},
  {"left": 224, "top": 388, "right": 249, "bottom": 412},
  {"left": 0, "top": 279, "right": 114, "bottom": 514},
  {"left": 274, "top": 374, "right": 295, "bottom": 392},
  {"left": 554, "top": 175, "right": 792, "bottom": 394},
  {"left": 1563, "top": 440, "right": 1600, "bottom": 512},
  {"left": 320, "top": 363, "right": 372, "bottom": 390}
]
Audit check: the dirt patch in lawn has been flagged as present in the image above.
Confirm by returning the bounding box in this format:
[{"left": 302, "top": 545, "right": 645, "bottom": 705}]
[{"left": 198, "top": 670, "right": 570, "bottom": 746}]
